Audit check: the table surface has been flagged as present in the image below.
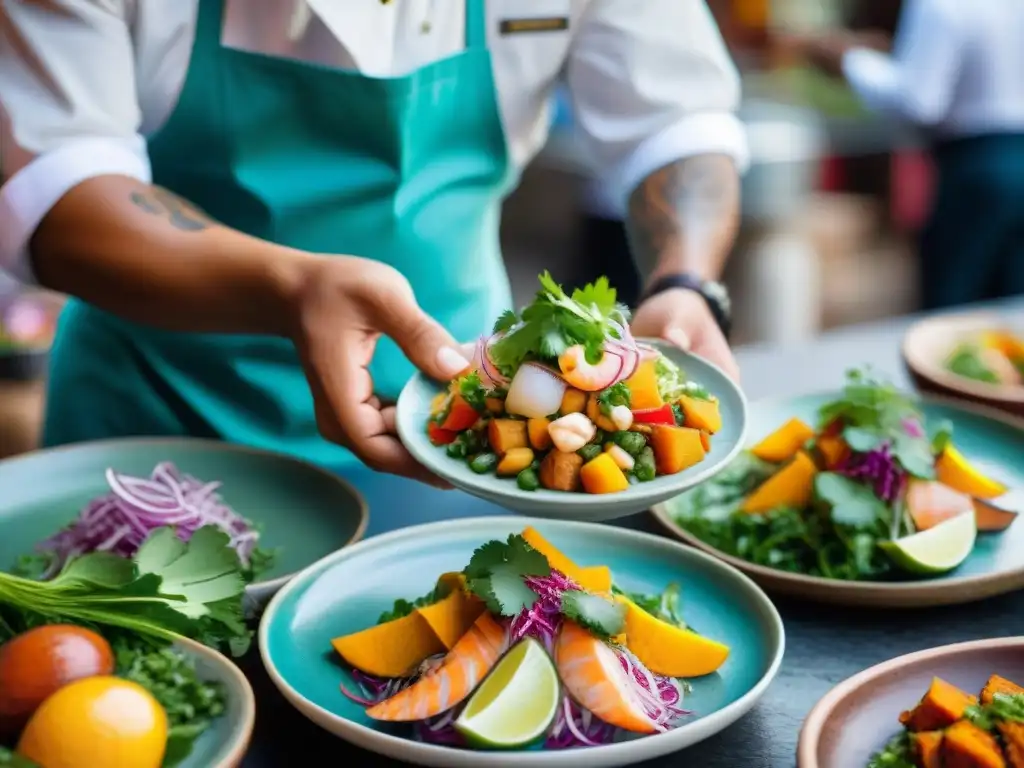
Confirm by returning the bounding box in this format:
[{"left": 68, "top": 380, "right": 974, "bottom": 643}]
[{"left": 242, "top": 299, "right": 1024, "bottom": 768}]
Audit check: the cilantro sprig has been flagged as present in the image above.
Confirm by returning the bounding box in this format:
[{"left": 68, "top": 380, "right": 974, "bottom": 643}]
[
  {"left": 561, "top": 590, "right": 626, "bottom": 639},
  {"left": 463, "top": 535, "right": 550, "bottom": 616},
  {"left": 488, "top": 272, "right": 630, "bottom": 376}
]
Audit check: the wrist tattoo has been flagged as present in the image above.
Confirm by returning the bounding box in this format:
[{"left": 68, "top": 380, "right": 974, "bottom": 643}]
[
  {"left": 129, "top": 187, "right": 211, "bottom": 232},
  {"left": 625, "top": 154, "right": 740, "bottom": 281}
]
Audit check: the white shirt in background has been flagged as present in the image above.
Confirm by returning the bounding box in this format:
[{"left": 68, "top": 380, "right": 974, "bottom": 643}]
[
  {"left": 0, "top": 0, "right": 748, "bottom": 283},
  {"left": 842, "top": 0, "right": 1024, "bottom": 138}
]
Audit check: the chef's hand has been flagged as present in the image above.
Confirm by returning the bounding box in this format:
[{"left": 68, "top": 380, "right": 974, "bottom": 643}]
[
  {"left": 630, "top": 288, "right": 740, "bottom": 382},
  {"left": 289, "top": 256, "right": 469, "bottom": 486}
]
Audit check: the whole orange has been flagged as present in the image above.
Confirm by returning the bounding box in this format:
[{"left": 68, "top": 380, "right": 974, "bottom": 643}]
[
  {"left": 0, "top": 625, "right": 115, "bottom": 733},
  {"left": 17, "top": 676, "right": 168, "bottom": 768}
]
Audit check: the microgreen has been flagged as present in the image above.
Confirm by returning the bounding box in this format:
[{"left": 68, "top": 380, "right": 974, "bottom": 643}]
[
  {"left": 560, "top": 590, "right": 626, "bottom": 639},
  {"left": 597, "top": 381, "right": 631, "bottom": 415},
  {"left": 463, "top": 535, "right": 551, "bottom": 616},
  {"left": 487, "top": 272, "right": 630, "bottom": 376},
  {"left": 814, "top": 472, "right": 891, "bottom": 528},
  {"left": 613, "top": 582, "right": 687, "bottom": 629},
  {"left": 457, "top": 370, "right": 488, "bottom": 411}
]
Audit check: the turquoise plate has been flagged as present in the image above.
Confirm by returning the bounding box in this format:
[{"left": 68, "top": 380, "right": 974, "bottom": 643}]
[
  {"left": 172, "top": 637, "right": 255, "bottom": 768},
  {"left": 0, "top": 438, "right": 368, "bottom": 608},
  {"left": 653, "top": 393, "right": 1024, "bottom": 608},
  {"left": 259, "top": 516, "right": 784, "bottom": 768},
  {"left": 397, "top": 341, "right": 748, "bottom": 522}
]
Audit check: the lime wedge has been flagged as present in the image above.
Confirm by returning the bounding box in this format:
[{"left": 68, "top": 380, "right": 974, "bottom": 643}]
[
  {"left": 881, "top": 510, "right": 977, "bottom": 575},
  {"left": 454, "top": 637, "right": 559, "bottom": 749}
]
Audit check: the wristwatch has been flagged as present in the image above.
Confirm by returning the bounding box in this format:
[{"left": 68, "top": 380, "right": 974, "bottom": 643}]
[{"left": 640, "top": 272, "right": 732, "bottom": 340}]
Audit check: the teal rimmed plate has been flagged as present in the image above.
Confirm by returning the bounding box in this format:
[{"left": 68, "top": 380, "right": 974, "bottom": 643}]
[
  {"left": 0, "top": 438, "right": 368, "bottom": 608},
  {"left": 652, "top": 393, "right": 1024, "bottom": 608},
  {"left": 172, "top": 637, "right": 256, "bottom": 768},
  {"left": 259, "top": 516, "right": 784, "bottom": 768},
  {"left": 396, "top": 341, "right": 747, "bottom": 522}
]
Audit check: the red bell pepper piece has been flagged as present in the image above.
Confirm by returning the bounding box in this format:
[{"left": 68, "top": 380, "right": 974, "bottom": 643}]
[
  {"left": 440, "top": 394, "right": 480, "bottom": 432},
  {"left": 631, "top": 404, "right": 676, "bottom": 426},
  {"left": 427, "top": 422, "right": 459, "bottom": 446}
]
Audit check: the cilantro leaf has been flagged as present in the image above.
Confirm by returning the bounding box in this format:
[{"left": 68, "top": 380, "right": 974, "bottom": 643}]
[
  {"left": 597, "top": 381, "right": 631, "bottom": 416},
  {"left": 463, "top": 535, "right": 550, "bottom": 616},
  {"left": 561, "top": 590, "right": 626, "bottom": 639},
  {"left": 612, "top": 582, "right": 687, "bottom": 629},
  {"left": 891, "top": 433, "right": 936, "bottom": 479},
  {"left": 931, "top": 419, "right": 954, "bottom": 454},
  {"left": 493, "top": 309, "right": 519, "bottom": 334},
  {"left": 842, "top": 426, "right": 883, "bottom": 453},
  {"left": 458, "top": 371, "right": 488, "bottom": 411},
  {"left": 814, "top": 472, "right": 889, "bottom": 528},
  {"left": 377, "top": 586, "right": 442, "bottom": 625}
]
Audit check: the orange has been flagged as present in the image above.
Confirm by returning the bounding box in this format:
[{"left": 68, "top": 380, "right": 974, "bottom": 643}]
[{"left": 17, "top": 676, "right": 167, "bottom": 768}]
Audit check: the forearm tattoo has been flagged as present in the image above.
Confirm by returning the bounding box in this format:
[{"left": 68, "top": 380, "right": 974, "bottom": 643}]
[
  {"left": 625, "top": 154, "right": 740, "bottom": 282},
  {"left": 129, "top": 187, "right": 212, "bottom": 232}
]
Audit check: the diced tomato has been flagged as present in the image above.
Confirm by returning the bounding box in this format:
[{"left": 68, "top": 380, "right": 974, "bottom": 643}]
[
  {"left": 440, "top": 394, "right": 480, "bottom": 432},
  {"left": 427, "top": 422, "right": 459, "bottom": 445},
  {"left": 822, "top": 418, "right": 844, "bottom": 438},
  {"left": 631, "top": 404, "right": 676, "bottom": 426}
]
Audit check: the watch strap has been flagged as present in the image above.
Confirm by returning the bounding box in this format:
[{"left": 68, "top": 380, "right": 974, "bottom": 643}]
[{"left": 641, "top": 272, "right": 732, "bottom": 340}]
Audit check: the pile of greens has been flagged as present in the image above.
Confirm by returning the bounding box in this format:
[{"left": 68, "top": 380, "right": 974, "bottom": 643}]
[
  {"left": 0, "top": 526, "right": 249, "bottom": 766},
  {"left": 672, "top": 369, "right": 953, "bottom": 581}
]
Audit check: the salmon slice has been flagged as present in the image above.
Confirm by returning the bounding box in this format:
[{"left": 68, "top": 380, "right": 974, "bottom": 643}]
[
  {"left": 364, "top": 613, "right": 508, "bottom": 722},
  {"left": 554, "top": 620, "right": 656, "bottom": 734},
  {"left": 907, "top": 480, "right": 974, "bottom": 532}
]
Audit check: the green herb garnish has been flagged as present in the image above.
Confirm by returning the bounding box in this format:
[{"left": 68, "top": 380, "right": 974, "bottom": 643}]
[
  {"left": 488, "top": 273, "right": 630, "bottom": 377},
  {"left": 560, "top": 590, "right": 626, "bottom": 639},
  {"left": 0, "top": 748, "right": 38, "bottom": 767},
  {"left": 947, "top": 344, "right": 1000, "bottom": 384},
  {"left": 463, "top": 534, "right": 550, "bottom": 616},
  {"left": 597, "top": 381, "right": 631, "bottom": 416},
  {"left": 458, "top": 370, "right": 489, "bottom": 411},
  {"left": 867, "top": 733, "right": 915, "bottom": 768},
  {"left": 613, "top": 582, "right": 687, "bottom": 629},
  {"left": 967, "top": 692, "right": 1024, "bottom": 730},
  {"left": 376, "top": 586, "right": 443, "bottom": 625}
]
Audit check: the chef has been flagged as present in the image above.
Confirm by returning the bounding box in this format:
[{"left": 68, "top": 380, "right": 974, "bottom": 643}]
[
  {"left": 795, "top": 0, "right": 1024, "bottom": 310},
  {"left": 0, "top": 1, "right": 746, "bottom": 528}
]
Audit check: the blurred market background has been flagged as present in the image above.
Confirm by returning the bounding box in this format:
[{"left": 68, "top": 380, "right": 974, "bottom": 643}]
[{"left": 0, "top": 0, "right": 975, "bottom": 456}]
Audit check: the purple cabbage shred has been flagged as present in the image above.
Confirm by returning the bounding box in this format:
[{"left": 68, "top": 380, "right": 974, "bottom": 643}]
[{"left": 837, "top": 442, "right": 907, "bottom": 503}]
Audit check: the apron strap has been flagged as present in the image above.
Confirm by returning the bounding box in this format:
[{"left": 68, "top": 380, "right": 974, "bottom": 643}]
[
  {"left": 195, "top": 0, "right": 227, "bottom": 51},
  {"left": 465, "top": 0, "right": 487, "bottom": 49}
]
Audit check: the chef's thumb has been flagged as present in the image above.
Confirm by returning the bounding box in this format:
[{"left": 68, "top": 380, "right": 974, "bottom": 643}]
[{"left": 379, "top": 303, "right": 470, "bottom": 383}]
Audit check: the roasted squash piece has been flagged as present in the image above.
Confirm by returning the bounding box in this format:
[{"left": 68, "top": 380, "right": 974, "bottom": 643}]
[
  {"left": 750, "top": 418, "right": 816, "bottom": 464},
  {"left": 815, "top": 434, "right": 850, "bottom": 470},
  {"left": 331, "top": 612, "right": 445, "bottom": 678},
  {"left": 488, "top": 418, "right": 528, "bottom": 456},
  {"left": 998, "top": 722, "right": 1024, "bottom": 768},
  {"left": 936, "top": 445, "right": 1008, "bottom": 500},
  {"left": 539, "top": 450, "right": 584, "bottom": 492},
  {"left": 497, "top": 447, "right": 534, "bottom": 477},
  {"left": 527, "top": 418, "right": 553, "bottom": 451},
  {"left": 580, "top": 452, "right": 630, "bottom": 494},
  {"left": 899, "top": 678, "right": 977, "bottom": 732},
  {"left": 617, "top": 596, "right": 730, "bottom": 678},
  {"left": 973, "top": 499, "right": 1019, "bottom": 533},
  {"left": 651, "top": 425, "right": 706, "bottom": 475},
  {"left": 585, "top": 393, "right": 617, "bottom": 432},
  {"left": 980, "top": 674, "right": 1024, "bottom": 704},
  {"left": 624, "top": 360, "right": 663, "bottom": 411},
  {"left": 415, "top": 588, "right": 486, "bottom": 650},
  {"left": 942, "top": 719, "right": 1006, "bottom": 768},
  {"left": 741, "top": 451, "right": 817, "bottom": 514},
  {"left": 679, "top": 395, "right": 721, "bottom": 434},
  {"left": 560, "top": 388, "right": 587, "bottom": 415},
  {"left": 520, "top": 526, "right": 612, "bottom": 593},
  {"left": 913, "top": 731, "right": 945, "bottom": 768}
]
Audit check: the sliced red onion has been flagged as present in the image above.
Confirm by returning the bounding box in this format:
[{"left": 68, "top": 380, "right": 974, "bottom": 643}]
[
  {"left": 37, "top": 462, "right": 263, "bottom": 575},
  {"left": 471, "top": 335, "right": 508, "bottom": 389}
]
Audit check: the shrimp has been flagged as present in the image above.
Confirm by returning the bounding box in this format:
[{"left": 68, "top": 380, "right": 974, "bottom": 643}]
[
  {"left": 364, "top": 613, "right": 508, "bottom": 722},
  {"left": 558, "top": 345, "right": 624, "bottom": 392},
  {"left": 554, "top": 620, "right": 656, "bottom": 734}
]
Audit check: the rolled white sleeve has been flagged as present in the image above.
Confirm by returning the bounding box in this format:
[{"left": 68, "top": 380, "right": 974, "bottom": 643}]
[
  {"left": 841, "top": 0, "right": 963, "bottom": 127},
  {"left": 565, "top": 0, "right": 748, "bottom": 210},
  {"left": 0, "top": 0, "right": 150, "bottom": 284}
]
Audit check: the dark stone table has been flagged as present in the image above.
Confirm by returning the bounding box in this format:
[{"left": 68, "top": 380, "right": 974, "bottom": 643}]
[{"left": 242, "top": 301, "right": 1024, "bottom": 767}]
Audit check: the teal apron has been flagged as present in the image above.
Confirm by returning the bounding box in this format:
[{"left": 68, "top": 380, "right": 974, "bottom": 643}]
[
  {"left": 920, "top": 133, "right": 1024, "bottom": 310},
  {"left": 44, "top": 0, "right": 515, "bottom": 534}
]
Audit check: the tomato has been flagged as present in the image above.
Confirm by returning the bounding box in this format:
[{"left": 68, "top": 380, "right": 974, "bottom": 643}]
[
  {"left": 0, "top": 625, "right": 115, "bottom": 734},
  {"left": 439, "top": 395, "right": 480, "bottom": 432},
  {"left": 631, "top": 404, "right": 676, "bottom": 426},
  {"left": 427, "top": 422, "right": 459, "bottom": 445}
]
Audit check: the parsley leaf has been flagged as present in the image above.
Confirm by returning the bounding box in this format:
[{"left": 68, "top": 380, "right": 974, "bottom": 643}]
[
  {"left": 463, "top": 534, "right": 550, "bottom": 616},
  {"left": 597, "top": 381, "right": 631, "bottom": 415},
  {"left": 966, "top": 693, "right": 1024, "bottom": 731},
  {"left": 458, "top": 371, "right": 488, "bottom": 411},
  {"left": 814, "top": 472, "right": 889, "bottom": 529},
  {"left": 561, "top": 590, "right": 626, "bottom": 639},
  {"left": 493, "top": 309, "right": 519, "bottom": 334}
]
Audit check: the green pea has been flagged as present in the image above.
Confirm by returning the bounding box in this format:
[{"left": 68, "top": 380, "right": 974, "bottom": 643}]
[
  {"left": 469, "top": 453, "right": 498, "bottom": 474},
  {"left": 578, "top": 444, "right": 602, "bottom": 462},
  {"left": 592, "top": 429, "right": 608, "bottom": 446},
  {"left": 460, "top": 430, "right": 482, "bottom": 454},
  {"left": 517, "top": 468, "right": 540, "bottom": 491},
  {"left": 613, "top": 430, "right": 646, "bottom": 456},
  {"left": 634, "top": 447, "right": 657, "bottom": 482},
  {"left": 446, "top": 441, "right": 466, "bottom": 459}
]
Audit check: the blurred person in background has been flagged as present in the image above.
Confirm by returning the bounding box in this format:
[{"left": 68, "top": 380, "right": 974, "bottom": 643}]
[
  {"left": 794, "top": 0, "right": 1024, "bottom": 310},
  {"left": 0, "top": 1, "right": 744, "bottom": 529}
]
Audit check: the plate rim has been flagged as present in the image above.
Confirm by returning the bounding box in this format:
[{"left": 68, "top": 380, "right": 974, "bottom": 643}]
[
  {"left": 796, "top": 635, "right": 1024, "bottom": 768},
  {"left": 257, "top": 515, "right": 786, "bottom": 767},
  {"left": 650, "top": 390, "right": 1024, "bottom": 606},
  {"left": 173, "top": 636, "right": 257, "bottom": 768},
  {"left": 395, "top": 341, "right": 749, "bottom": 514},
  {"left": 902, "top": 310, "right": 1024, "bottom": 405},
  {"left": 0, "top": 436, "right": 370, "bottom": 593}
]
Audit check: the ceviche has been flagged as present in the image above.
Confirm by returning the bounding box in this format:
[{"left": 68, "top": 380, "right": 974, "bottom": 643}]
[
  {"left": 427, "top": 273, "right": 723, "bottom": 495},
  {"left": 331, "top": 526, "right": 730, "bottom": 750}
]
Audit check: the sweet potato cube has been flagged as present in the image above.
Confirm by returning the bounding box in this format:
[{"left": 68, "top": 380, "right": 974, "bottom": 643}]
[
  {"left": 981, "top": 674, "right": 1024, "bottom": 705},
  {"left": 913, "top": 731, "right": 945, "bottom": 768},
  {"left": 679, "top": 395, "right": 721, "bottom": 434},
  {"left": 899, "top": 677, "right": 977, "bottom": 732},
  {"left": 750, "top": 417, "right": 816, "bottom": 464},
  {"left": 651, "top": 425, "right": 706, "bottom": 476},
  {"left": 998, "top": 722, "right": 1024, "bottom": 768},
  {"left": 539, "top": 450, "right": 584, "bottom": 492},
  {"left": 942, "top": 720, "right": 1006, "bottom": 768},
  {"left": 741, "top": 451, "right": 817, "bottom": 514},
  {"left": 488, "top": 418, "right": 528, "bottom": 456}
]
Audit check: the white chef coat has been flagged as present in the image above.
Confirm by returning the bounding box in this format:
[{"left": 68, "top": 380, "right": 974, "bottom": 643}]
[
  {"left": 842, "top": 0, "right": 1024, "bottom": 137},
  {"left": 0, "top": 0, "right": 748, "bottom": 284}
]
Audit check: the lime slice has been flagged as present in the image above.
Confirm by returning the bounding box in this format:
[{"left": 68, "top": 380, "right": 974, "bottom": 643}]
[
  {"left": 881, "top": 510, "right": 977, "bottom": 575},
  {"left": 454, "top": 637, "right": 559, "bottom": 749}
]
